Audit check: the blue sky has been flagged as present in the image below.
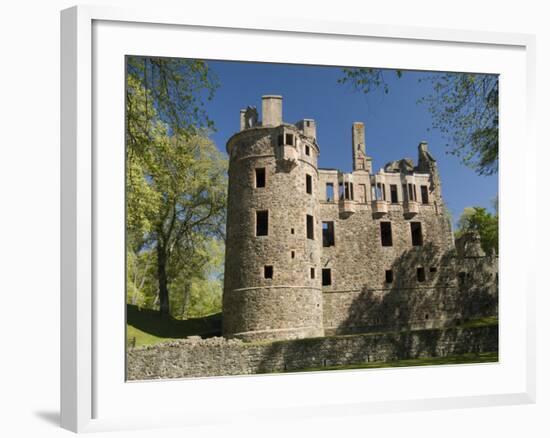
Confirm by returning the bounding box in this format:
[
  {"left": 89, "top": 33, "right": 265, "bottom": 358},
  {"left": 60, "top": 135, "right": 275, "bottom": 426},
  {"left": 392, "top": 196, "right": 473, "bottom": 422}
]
[{"left": 202, "top": 60, "right": 498, "bottom": 226}]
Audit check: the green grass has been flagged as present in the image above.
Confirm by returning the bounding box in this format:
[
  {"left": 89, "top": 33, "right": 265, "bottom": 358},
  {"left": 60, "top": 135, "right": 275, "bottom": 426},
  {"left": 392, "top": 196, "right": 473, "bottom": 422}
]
[
  {"left": 290, "top": 351, "right": 498, "bottom": 373},
  {"left": 458, "top": 316, "right": 498, "bottom": 328},
  {"left": 126, "top": 304, "right": 221, "bottom": 348},
  {"left": 126, "top": 304, "right": 498, "bottom": 350}
]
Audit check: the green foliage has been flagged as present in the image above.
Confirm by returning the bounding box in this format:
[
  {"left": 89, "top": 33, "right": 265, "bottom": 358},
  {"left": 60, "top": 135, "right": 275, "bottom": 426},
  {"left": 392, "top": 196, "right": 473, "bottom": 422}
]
[
  {"left": 338, "top": 68, "right": 498, "bottom": 176},
  {"left": 338, "top": 67, "right": 402, "bottom": 94},
  {"left": 126, "top": 56, "right": 226, "bottom": 318},
  {"left": 126, "top": 56, "right": 219, "bottom": 137},
  {"left": 420, "top": 73, "right": 498, "bottom": 176},
  {"left": 455, "top": 206, "right": 499, "bottom": 255}
]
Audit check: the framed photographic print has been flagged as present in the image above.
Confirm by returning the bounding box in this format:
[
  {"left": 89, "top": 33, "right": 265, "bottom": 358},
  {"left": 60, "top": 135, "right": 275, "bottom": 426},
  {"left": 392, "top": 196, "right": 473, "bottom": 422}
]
[{"left": 61, "top": 4, "right": 536, "bottom": 433}]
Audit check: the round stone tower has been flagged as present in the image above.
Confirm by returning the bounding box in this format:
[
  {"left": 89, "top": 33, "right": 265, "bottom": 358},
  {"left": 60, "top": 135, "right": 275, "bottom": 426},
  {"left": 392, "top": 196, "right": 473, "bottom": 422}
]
[{"left": 222, "top": 95, "right": 324, "bottom": 342}]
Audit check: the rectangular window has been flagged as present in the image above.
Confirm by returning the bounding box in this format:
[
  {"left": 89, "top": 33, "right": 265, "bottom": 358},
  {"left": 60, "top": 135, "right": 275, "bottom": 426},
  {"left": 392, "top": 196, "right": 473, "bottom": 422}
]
[
  {"left": 277, "top": 134, "right": 284, "bottom": 146},
  {"left": 390, "top": 184, "right": 398, "bottom": 203},
  {"left": 306, "top": 174, "right": 312, "bottom": 194},
  {"left": 358, "top": 184, "right": 367, "bottom": 203},
  {"left": 385, "top": 269, "right": 393, "bottom": 283},
  {"left": 322, "top": 221, "right": 335, "bottom": 247},
  {"left": 326, "top": 183, "right": 334, "bottom": 202},
  {"left": 421, "top": 185, "right": 429, "bottom": 204},
  {"left": 408, "top": 184, "right": 414, "bottom": 202},
  {"left": 306, "top": 214, "right": 314, "bottom": 240},
  {"left": 285, "top": 133, "right": 294, "bottom": 145},
  {"left": 345, "top": 182, "right": 351, "bottom": 200},
  {"left": 305, "top": 145, "right": 310, "bottom": 156},
  {"left": 374, "top": 184, "right": 383, "bottom": 201},
  {"left": 322, "top": 268, "right": 332, "bottom": 286},
  {"left": 380, "top": 222, "right": 393, "bottom": 247},
  {"left": 402, "top": 184, "right": 408, "bottom": 202},
  {"left": 411, "top": 222, "right": 423, "bottom": 246},
  {"left": 264, "top": 265, "right": 273, "bottom": 279},
  {"left": 255, "top": 168, "right": 266, "bottom": 188},
  {"left": 256, "top": 210, "right": 268, "bottom": 236},
  {"left": 417, "top": 267, "right": 426, "bottom": 282},
  {"left": 310, "top": 268, "right": 315, "bottom": 279}
]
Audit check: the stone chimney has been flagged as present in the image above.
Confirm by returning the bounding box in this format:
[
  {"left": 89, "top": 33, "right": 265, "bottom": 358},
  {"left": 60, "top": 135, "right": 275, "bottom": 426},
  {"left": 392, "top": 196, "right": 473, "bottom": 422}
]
[
  {"left": 262, "top": 95, "right": 283, "bottom": 127},
  {"left": 352, "top": 122, "right": 371, "bottom": 172}
]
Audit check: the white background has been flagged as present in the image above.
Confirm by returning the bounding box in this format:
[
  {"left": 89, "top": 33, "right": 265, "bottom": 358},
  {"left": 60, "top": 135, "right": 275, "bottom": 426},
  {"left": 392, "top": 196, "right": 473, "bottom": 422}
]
[{"left": 0, "top": 0, "right": 546, "bottom": 437}]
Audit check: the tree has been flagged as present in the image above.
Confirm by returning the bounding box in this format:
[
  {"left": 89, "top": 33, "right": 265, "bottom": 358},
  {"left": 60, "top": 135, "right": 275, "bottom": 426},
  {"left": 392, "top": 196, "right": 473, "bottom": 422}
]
[
  {"left": 150, "top": 132, "right": 227, "bottom": 317},
  {"left": 126, "top": 57, "right": 226, "bottom": 318},
  {"left": 338, "top": 68, "right": 498, "bottom": 176},
  {"left": 126, "top": 57, "right": 219, "bottom": 242},
  {"left": 455, "top": 206, "right": 498, "bottom": 255}
]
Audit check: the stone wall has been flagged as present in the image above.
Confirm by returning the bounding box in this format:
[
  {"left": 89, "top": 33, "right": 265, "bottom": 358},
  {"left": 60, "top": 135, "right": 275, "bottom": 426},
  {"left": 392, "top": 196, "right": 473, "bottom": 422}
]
[{"left": 127, "top": 325, "right": 498, "bottom": 380}]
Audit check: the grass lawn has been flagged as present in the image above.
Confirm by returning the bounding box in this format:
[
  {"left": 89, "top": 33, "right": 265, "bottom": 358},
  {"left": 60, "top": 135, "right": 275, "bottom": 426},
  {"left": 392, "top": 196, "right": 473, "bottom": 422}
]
[
  {"left": 290, "top": 351, "right": 498, "bottom": 373},
  {"left": 126, "top": 304, "right": 221, "bottom": 348},
  {"left": 458, "top": 316, "right": 498, "bottom": 328}
]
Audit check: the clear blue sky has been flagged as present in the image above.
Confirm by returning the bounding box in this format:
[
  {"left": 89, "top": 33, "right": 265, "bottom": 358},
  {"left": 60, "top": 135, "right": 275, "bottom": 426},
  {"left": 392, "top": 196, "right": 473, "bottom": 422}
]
[{"left": 202, "top": 60, "right": 498, "bottom": 226}]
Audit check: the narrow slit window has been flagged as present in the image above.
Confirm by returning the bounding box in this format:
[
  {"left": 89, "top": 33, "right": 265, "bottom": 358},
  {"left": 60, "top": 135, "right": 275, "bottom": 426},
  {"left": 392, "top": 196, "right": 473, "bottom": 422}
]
[
  {"left": 322, "top": 221, "right": 335, "bottom": 247},
  {"left": 417, "top": 267, "right": 426, "bottom": 282},
  {"left": 339, "top": 182, "right": 344, "bottom": 199},
  {"left": 256, "top": 210, "right": 268, "bottom": 236},
  {"left": 359, "top": 184, "right": 367, "bottom": 203},
  {"left": 402, "top": 184, "right": 408, "bottom": 202},
  {"left": 411, "top": 222, "right": 423, "bottom": 246},
  {"left": 306, "top": 174, "right": 312, "bottom": 194},
  {"left": 326, "top": 183, "right": 334, "bottom": 202},
  {"left": 305, "top": 145, "right": 310, "bottom": 156},
  {"left": 380, "top": 222, "right": 393, "bottom": 247},
  {"left": 408, "top": 184, "right": 414, "bottom": 202},
  {"left": 255, "top": 168, "right": 266, "bottom": 188},
  {"left": 310, "top": 268, "right": 315, "bottom": 279},
  {"left": 277, "top": 134, "right": 284, "bottom": 146},
  {"left": 291, "top": 251, "right": 295, "bottom": 259},
  {"left": 421, "top": 185, "right": 429, "bottom": 204},
  {"left": 322, "top": 268, "right": 332, "bottom": 286},
  {"left": 385, "top": 269, "right": 393, "bottom": 283},
  {"left": 306, "top": 214, "right": 314, "bottom": 240},
  {"left": 374, "top": 184, "right": 383, "bottom": 201},
  {"left": 264, "top": 265, "right": 273, "bottom": 279},
  {"left": 390, "top": 184, "right": 398, "bottom": 203}
]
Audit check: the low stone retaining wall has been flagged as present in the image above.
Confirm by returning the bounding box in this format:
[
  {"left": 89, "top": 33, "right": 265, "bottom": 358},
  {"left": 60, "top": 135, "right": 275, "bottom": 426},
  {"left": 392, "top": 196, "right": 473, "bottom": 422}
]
[{"left": 127, "top": 325, "right": 498, "bottom": 380}]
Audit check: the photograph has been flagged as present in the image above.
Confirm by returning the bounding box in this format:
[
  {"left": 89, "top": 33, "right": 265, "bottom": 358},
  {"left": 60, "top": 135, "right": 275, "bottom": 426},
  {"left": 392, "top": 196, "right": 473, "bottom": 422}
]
[{"left": 125, "top": 57, "right": 499, "bottom": 380}]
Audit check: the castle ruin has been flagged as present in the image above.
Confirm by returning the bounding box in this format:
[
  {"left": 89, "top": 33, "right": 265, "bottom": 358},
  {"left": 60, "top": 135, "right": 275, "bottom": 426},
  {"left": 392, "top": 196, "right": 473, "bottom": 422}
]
[{"left": 222, "top": 95, "right": 498, "bottom": 342}]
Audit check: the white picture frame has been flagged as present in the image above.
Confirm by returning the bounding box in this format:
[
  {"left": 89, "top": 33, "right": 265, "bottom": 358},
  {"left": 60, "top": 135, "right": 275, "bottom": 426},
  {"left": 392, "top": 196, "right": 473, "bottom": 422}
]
[{"left": 60, "top": 4, "right": 536, "bottom": 433}]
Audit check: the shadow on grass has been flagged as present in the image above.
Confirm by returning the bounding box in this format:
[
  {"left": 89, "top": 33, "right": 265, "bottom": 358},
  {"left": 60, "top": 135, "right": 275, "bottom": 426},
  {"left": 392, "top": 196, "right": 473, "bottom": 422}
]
[
  {"left": 289, "top": 351, "right": 498, "bottom": 373},
  {"left": 127, "top": 304, "right": 222, "bottom": 340}
]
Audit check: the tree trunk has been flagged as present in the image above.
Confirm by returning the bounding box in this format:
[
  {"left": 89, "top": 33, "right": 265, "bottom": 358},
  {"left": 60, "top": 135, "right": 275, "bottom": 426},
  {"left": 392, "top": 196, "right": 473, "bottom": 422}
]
[
  {"left": 157, "top": 245, "right": 170, "bottom": 317},
  {"left": 181, "top": 282, "right": 191, "bottom": 318}
]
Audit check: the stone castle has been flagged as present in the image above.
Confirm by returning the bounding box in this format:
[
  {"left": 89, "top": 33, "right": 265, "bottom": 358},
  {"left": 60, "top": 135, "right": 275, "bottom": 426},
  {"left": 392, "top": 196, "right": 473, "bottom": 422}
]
[{"left": 222, "top": 95, "right": 498, "bottom": 342}]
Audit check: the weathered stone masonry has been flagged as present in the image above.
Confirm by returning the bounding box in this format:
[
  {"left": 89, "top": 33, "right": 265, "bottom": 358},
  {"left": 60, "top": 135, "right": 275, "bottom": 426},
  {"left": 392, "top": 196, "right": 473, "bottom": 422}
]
[
  {"left": 222, "top": 95, "right": 498, "bottom": 342},
  {"left": 127, "top": 325, "right": 498, "bottom": 380}
]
